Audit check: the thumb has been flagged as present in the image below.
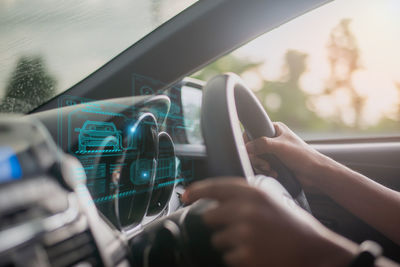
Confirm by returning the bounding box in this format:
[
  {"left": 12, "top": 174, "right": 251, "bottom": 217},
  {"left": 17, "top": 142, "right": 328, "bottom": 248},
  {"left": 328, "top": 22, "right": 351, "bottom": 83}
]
[
  {"left": 245, "top": 136, "right": 280, "bottom": 156},
  {"left": 243, "top": 131, "right": 250, "bottom": 143}
]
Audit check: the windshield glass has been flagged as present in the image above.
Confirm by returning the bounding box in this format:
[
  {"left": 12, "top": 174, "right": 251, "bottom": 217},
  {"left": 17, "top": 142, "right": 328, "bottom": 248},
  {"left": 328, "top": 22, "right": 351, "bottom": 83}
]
[
  {"left": 0, "top": 0, "right": 197, "bottom": 113},
  {"left": 193, "top": 0, "right": 400, "bottom": 140}
]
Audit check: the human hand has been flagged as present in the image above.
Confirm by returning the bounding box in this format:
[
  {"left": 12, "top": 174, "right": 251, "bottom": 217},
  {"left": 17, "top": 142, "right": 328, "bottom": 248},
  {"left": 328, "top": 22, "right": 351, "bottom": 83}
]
[
  {"left": 182, "top": 177, "right": 354, "bottom": 267},
  {"left": 244, "top": 122, "right": 329, "bottom": 188},
  {"left": 243, "top": 131, "right": 278, "bottom": 178}
]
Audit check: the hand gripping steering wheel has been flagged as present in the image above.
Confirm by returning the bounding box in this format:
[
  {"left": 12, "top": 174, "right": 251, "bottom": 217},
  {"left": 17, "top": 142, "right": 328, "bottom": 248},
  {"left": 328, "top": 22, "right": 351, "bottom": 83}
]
[
  {"left": 130, "top": 73, "right": 313, "bottom": 267},
  {"left": 201, "top": 73, "right": 311, "bottom": 211},
  {"left": 179, "top": 73, "right": 312, "bottom": 267}
]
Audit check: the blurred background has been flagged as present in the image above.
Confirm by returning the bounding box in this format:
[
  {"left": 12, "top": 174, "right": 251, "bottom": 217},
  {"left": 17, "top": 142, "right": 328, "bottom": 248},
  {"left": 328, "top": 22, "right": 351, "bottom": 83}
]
[
  {"left": 194, "top": 0, "right": 400, "bottom": 140},
  {"left": 0, "top": 0, "right": 399, "bottom": 140}
]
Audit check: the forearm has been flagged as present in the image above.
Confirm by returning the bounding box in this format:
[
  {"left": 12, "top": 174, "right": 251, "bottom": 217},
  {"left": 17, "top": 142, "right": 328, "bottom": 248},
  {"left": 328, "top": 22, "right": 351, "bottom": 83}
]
[
  {"left": 377, "top": 257, "right": 400, "bottom": 267},
  {"left": 312, "top": 155, "right": 400, "bottom": 245},
  {"left": 315, "top": 227, "right": 399, "bottom": 267}
]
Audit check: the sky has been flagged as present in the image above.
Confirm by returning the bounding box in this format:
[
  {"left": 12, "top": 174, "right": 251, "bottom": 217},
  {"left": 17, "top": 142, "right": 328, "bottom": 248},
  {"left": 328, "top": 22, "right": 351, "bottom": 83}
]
[{"left": 234, "top": 0, "right": 400, "bottom": 126}]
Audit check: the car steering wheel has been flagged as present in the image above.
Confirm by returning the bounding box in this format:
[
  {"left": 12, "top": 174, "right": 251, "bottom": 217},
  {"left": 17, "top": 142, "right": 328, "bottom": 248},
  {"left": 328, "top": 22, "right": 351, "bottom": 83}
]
[
  {"left": 200, "top": 73, "right": 311, "bottom": 211},
  {"left": 130, "top": 74, "right": 312, "bottom": 267},
  {"left": 177, "top": 73, "right": 312, "bottom": 267}
]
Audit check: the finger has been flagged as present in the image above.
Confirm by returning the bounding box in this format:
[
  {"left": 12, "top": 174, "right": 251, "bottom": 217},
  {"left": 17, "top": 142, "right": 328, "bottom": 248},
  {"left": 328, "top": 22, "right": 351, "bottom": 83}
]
[
  {"left": 183, "top": 177, "right": 263, "bottom": 204},
  {"left": 268, "top": 170, "right": 278, "bottom": 179},
  {"left": 248, "top": 154, "right": 272, "bottom": 173},
  {"left": 273, "top": 122, "right": 285, "bottom": 137},
  {"left": 182, "top": 177, "right": 245, "bottom": 203},
  {"left": 203, "top": 201, "right": 241, "bottom": 227},
  {"left": 211, "top": 223, "right": 251, "bottom": 251},
  {"left": 246, "top": 136, "right": 279, "bottom": 156},
  {"left": 253, "top": 167, "right": 264, "bottom": 175},
  {"left": 254, "top": 167, "right": 278, "bottom": 179},
  {"left": 211, "top": 226, "right": 239, "bottom": 251},
  {"left": 203, "top": 200, "right": 267, "bottom": 227},
  {"left": 242, "top": 132, "right": 250, "bottom": 143},
  {"left": 223, "top": 246, "right": 250, "bottom": 267},
  {"left": 245, "top": 122, "right": 289, "bottom": 156}
]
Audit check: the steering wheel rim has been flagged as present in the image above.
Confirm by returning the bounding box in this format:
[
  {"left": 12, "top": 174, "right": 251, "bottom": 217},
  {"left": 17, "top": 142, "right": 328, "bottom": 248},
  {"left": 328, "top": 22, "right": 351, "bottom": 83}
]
[{"left": 201, "top": 73, "right": 311, "bottom": 212}]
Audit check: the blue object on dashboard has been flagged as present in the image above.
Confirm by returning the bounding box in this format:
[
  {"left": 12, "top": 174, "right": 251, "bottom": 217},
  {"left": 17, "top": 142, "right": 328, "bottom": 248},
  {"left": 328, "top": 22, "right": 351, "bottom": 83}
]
[{"left": 0, "top": 146, "right": 22, "bottom": 183}]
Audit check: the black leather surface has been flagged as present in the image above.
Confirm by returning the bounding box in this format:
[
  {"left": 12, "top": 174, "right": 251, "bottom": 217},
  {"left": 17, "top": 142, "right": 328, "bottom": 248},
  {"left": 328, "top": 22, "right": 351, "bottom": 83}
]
[{"left": 201, "top": 73, "right": 311, "bottom": 212}]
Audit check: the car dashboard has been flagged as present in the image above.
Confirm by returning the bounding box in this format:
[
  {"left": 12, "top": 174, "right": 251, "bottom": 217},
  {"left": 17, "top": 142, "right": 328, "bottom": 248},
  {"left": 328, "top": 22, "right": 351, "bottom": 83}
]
[
  {"left": 0, "top": 92, "right": 201, "bottom": 267},
  {"left": 58, "top": 94, "right": 182, "bottom": 231}
]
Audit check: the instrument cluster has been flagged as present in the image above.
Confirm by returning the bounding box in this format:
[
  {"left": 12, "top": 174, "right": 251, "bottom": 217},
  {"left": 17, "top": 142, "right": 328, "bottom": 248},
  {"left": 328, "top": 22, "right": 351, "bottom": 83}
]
[{"left": 57, "top": 95, "right": 178, "bottom": 231}]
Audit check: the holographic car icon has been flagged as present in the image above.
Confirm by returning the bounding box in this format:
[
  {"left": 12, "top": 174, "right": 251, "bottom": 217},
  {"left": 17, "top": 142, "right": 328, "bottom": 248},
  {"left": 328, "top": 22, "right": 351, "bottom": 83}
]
[{"left": 75, "top": 121, "right": 122, "bottom": 153}]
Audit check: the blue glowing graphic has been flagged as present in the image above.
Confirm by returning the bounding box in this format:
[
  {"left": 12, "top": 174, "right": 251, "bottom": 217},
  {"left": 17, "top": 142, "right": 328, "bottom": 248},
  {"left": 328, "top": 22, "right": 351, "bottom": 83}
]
[
  {"left": 139, "top": 85, "right": 154, "bottom": 95},
  {"left": 75, "top": 121, "right": 122, "bottom": 154},
  {"left": 56, "top": 74, "right": 198, "bottom": 208},
  {"left": 66, "top": 100, "right": 77, "bottom": 106},
  {"left": 130, "top": 159, "right": 153, "bottom": 185},
  {"left": 156, "top": 157, "right": 175, "bottom": 181},
  {"left": 0, "top": 146, "right": 22, "bottom": 183}
]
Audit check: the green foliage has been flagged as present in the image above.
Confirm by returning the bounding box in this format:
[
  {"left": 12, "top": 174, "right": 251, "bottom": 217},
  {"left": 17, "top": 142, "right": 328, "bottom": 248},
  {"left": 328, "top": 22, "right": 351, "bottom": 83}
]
[
  {"left": 193, "top": 50, "right": 336, "bottom": 136},
  {"left": 1, "top": 55, "right": 57, "bottom": 113},
  {"left": 323, "top": 19, "right": 364, "bottom": 128},
  {"left": 192, "top": 55, "right": 262, "bottom": 82},
  {"left": 192, "top": 19, "right": 400, "bottom": 138},
  {"left": 256, "top": 51, "right": 324, "bottom": 130}
]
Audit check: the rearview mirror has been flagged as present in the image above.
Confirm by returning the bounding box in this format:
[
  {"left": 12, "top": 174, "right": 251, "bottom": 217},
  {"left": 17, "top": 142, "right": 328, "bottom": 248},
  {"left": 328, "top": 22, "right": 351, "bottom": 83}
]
[{"left": 178, "top": 78, "right": 204, "bottom": 144}]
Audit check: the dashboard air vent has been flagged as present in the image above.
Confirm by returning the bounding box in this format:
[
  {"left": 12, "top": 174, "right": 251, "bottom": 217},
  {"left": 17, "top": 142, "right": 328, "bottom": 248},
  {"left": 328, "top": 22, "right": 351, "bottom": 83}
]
[{"left": 45, "top": 230, "right": 102, "bottom": 267}]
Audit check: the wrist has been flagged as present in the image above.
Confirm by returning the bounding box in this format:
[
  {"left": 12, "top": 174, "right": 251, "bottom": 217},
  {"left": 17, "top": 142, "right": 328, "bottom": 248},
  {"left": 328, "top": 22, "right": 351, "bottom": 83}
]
[
  {"left": 298, "top": 149, "right": 335, "bottom": 189},
  {"left": 307, "top": 152, "right": 347, "bottom": 193},
  {"left": 312, "top": 230, "right": 357, "bottom": 267}
]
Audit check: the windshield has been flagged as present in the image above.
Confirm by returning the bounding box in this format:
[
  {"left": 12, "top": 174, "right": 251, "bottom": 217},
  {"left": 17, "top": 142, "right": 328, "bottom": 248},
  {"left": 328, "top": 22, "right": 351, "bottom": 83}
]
[
  {"left": 193, "top": 0, "right": 400, "bottom": 140},
  {"left": 0, "top": 0, "right": 197, "bottom": 113}
]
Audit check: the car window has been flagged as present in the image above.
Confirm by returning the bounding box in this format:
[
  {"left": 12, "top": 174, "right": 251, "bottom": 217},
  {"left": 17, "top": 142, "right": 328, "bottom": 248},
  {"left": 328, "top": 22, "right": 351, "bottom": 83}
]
[
  {"left": 193, "top": 0, "right": 400, "bottom": 141},
  {"left": 0, "top": 0, "right": 197, "bottom": 113},
  {"left": 181, "top": 85, "right": 203, "bottom": 144}
]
